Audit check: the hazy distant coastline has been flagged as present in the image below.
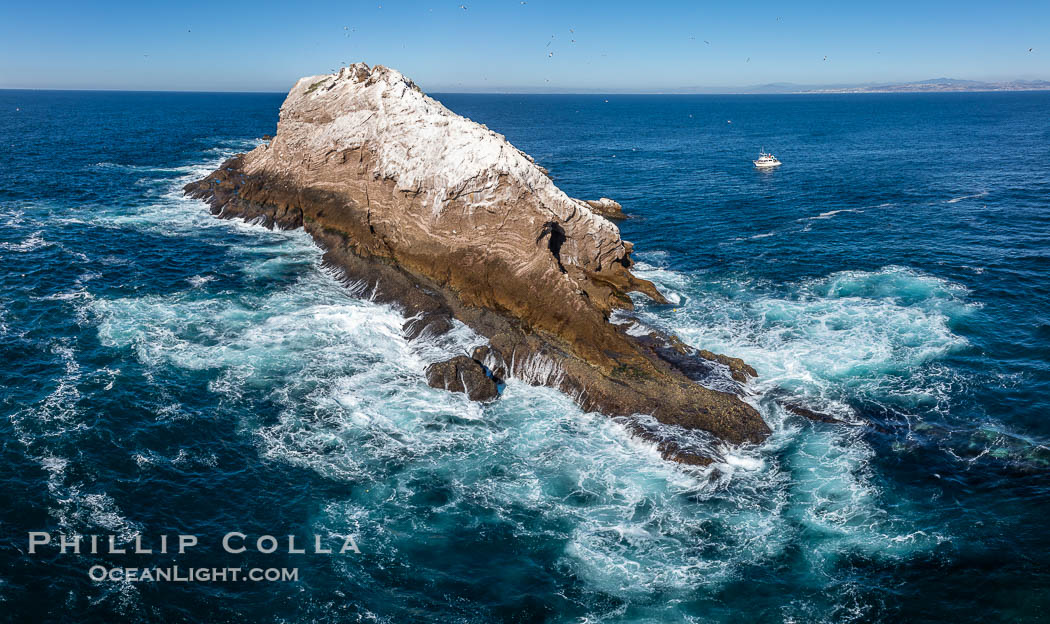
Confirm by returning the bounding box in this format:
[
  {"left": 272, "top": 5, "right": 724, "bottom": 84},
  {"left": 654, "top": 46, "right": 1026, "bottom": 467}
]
[
  {"left": 787, "top": 78, "right": 1050, "bottom": 94},
  {"left": 430, "top": 78, "right": 1050, "bottom": 95},
  {"left": 645, "top": 77, "right": 1050, "bottom": 95}
]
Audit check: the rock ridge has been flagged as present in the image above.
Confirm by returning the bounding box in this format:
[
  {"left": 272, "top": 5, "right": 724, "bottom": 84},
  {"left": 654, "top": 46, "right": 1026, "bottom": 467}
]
[{"left": 186, "top": 62, "right": 769, "bottom": 464}]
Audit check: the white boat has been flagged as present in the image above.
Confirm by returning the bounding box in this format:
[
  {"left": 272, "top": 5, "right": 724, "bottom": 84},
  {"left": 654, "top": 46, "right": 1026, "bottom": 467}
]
[{"left": 753, "top": 152, "right": 782, "bottom": 168}]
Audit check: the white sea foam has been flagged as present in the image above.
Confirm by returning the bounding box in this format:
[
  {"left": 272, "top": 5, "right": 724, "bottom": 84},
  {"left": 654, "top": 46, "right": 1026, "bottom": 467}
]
[
  {"left": 946, "top": 191, "right": 988, "bottom": 203},
  {"left": 186, "top": 274, "right": 215, "bottom": 288},
  {"left": 0, "top": 231, "right": 52, "bottom": 252},
  {"left": 802, "top": 208, "right": 863, "bottom": 221},
  {"left": 620, "top": 262, "right": 962, "bottom": 575},
  {"left": 6, "top": 340, "right": 141, "bottom": 548},
  {"left": 0, "top": 207, "right": 26, "bottom": 228},
  {"left": 634, "top": 264, "right": 975, "bottom": 413},
  {"left": 94, "top": 161, "right": 201, "bottom": 175}
]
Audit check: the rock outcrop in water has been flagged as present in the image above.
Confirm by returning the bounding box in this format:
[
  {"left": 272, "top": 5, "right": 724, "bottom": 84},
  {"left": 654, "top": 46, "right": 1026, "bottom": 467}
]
[
  {"left": 425, "top": 355, "right": 500, "bottom": 402},
  {"left": 186, "top": 63, "right": 769, "bottom": 464},
  {"left": 585, "top": 197, "right": 628, "bottom": 221}
]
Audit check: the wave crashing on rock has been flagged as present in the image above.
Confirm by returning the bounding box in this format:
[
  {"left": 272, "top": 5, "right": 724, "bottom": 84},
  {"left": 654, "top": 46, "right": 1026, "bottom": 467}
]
[{"left": 185, "top": 63, "right": 769, "bottom": 464}]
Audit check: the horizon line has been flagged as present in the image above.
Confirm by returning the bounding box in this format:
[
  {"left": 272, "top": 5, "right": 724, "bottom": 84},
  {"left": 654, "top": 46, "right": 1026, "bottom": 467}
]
[{"left": 5, "top": 86, "right": 1050, "bottom": 96}]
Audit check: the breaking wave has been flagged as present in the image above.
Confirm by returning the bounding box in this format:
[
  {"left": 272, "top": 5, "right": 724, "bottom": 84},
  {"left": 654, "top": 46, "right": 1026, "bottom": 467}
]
[{"left": 633, "top": 262, "right": 977, "bottom": 420}]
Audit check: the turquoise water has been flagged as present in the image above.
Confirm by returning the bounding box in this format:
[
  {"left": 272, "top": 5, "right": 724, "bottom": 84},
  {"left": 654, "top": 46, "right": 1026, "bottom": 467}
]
[{"left": 1, "top": 90, "right": 1049, "bottom": 622}]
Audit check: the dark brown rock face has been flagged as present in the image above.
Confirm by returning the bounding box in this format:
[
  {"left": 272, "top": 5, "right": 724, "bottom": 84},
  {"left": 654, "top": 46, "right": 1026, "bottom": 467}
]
[
  {"left": 425, "top": 355, "right": 500, "bottom": 401},
  {"left": 185, "top": 63, "right": 770, "bottom": 462}
]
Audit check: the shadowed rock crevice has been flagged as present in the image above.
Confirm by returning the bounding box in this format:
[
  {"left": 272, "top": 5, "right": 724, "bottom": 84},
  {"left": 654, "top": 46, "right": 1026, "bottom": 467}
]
[
  {"left": 185, "top": 62, "right": 770, "bottom": 464},
  {"left": 538, "top": 221, "right": 567, "bottom": 273}
]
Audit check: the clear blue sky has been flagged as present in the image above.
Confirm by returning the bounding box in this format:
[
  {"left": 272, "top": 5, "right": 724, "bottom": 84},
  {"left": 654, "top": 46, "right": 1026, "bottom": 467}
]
[{"left": 1, "top": 0, "right": 1047, "bottom": 92}]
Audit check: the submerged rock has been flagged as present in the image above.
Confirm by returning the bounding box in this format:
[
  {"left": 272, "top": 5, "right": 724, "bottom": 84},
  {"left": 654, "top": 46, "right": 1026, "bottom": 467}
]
[
  {"left": 780, "top": 401, "right": 846, "bottom": 424},
  {"left": 186, "top": 62, "right": 769, "bottom": 463}
]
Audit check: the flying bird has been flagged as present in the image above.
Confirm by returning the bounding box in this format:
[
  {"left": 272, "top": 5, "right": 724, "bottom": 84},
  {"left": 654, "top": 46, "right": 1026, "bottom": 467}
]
[
  {"left": 1029, "top": 48, "right": 1034, "bottom": 52},
  {"left": 548, "top": 51, "right": 554, "bottom": 57},
  {"left": 704, "top": 40, "right": 710, "bottom": 44},
  {"left": 746, "top": 57, "right": 750, "bottom": 62},
  {"left": 459, "top": 4, "right": 467, "bottom": 9},
  {"left": 823, "top": 55, "right": 828, "bottom": 61}
]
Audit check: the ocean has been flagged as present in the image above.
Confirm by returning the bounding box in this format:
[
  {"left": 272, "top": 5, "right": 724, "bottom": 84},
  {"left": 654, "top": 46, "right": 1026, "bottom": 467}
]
[{"left": 1, "top": 89, "right": 1048, "bottom": 622}]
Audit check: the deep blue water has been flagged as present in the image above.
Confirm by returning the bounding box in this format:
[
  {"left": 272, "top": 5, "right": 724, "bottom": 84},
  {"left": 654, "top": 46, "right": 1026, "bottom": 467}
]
[{"left": 1, "top": 89, "right": 1049, "bottom": 623}]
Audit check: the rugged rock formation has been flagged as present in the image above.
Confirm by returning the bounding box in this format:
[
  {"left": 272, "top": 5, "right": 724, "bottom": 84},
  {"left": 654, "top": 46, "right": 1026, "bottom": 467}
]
[
  {"left": 425, "top": 355, "right": 500, "bottom": 402},
  {"left": 585, "top": 197, "right": 628, "bottom": 221},
  {"left": 186, "top": 63, "right": 770, "bottom": 463}
]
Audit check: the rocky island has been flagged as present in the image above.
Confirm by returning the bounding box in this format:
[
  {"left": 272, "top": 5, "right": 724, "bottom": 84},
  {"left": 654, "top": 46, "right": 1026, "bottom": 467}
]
[{"left": 186, "top": 63, "right": 769, "bottom": 464}]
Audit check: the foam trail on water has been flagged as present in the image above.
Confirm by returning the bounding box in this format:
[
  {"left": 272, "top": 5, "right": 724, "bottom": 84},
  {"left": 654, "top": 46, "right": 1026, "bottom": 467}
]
[
  {"left": 6, "top": 340, "right": 142, "bottom": 548},
  {"left": 801, "top": 208, "right": 863, "bottom": 220},
  {"left": 947, "top": 191, "right": 988, "bottom": 203}
]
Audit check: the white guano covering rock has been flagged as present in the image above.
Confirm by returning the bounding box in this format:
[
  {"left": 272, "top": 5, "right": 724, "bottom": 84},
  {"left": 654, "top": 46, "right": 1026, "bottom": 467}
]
[{"left": 242, "top": 63, "right": 625, "bottom": 273}]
